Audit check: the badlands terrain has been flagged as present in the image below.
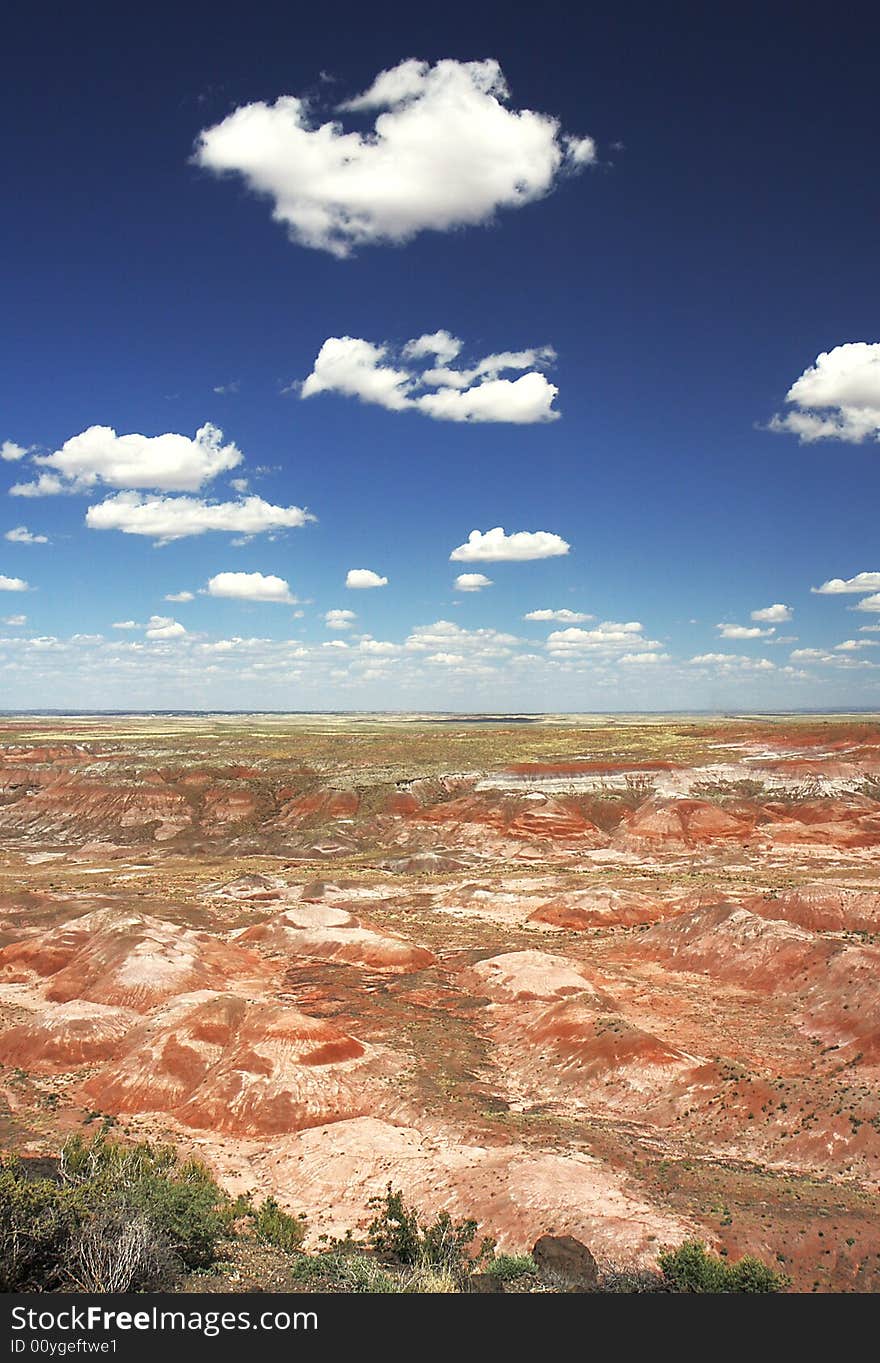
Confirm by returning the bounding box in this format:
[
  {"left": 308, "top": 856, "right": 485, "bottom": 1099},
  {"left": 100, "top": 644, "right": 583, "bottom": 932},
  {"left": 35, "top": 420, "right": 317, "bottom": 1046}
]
[{"left": 2, "top": 711, "right": 880, "bottom": 1291}]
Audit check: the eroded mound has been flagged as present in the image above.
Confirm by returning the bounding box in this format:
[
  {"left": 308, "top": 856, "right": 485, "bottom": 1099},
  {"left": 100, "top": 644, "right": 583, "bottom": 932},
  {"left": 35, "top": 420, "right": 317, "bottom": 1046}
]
[
  {"left": 459, "top": 949, "right": 604, "bottom": 1003},
  {"left": 0, "top": 1001, "right": 134, "bottom": 1070},
  {"left": 633, "top": 902, "right": 837, "bottom": 989},
  {"left": 82, "top": 991, "right": 377, "bottom": 1135},
  {"left": 237, "top": 903, "right": 435, "bottom": 973},
  {"left": 0, "top": 908, "right": 272, "bottom": 1010},
  {"left": 529, "top": 887, "right": 665, "bottom": 929}
]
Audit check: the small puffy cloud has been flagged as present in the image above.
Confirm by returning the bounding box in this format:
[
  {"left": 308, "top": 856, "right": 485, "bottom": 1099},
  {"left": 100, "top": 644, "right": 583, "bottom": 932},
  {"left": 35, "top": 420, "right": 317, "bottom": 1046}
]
[
  {"left": 454, "top": 573, "right": 493, "bottom": 592},
  {"left": 4, "top": 527, "right": 48, "bottom": 545},
  {"left": 325, "top": 609, "right": 357, "bottom": 629},
  {"left": 86, "top": 493, "right": 313, "bottom": 544},
  {"left": 768, "top": 343, "right": 880, "bottom": 444},
  {"left": 450, "top": 527, "right": 570, "bottom": 562},
  {"left": 302, "top": 334, "right": 559, "bottom": 424},
  {"left": 835, "top": 639, "right": 878, "bottom": 651},
  {"left": 690, "top": 653, "right": 775, "bottom": 670},
  {"left": 1, "top": 614, "right": 26, "bottom": 625},
  {"left": 206, "top": 571, "right": 296, "bottom": 604},
  {"left": 546, "top": 622, "right": 659, "bottom": 655},
  {"left": 812, "top": 571, "right": 880, "bottom": 594},
  {"left": 112, "top": 620, "right": 139, "bottom": 630},
  {"left": 346, "top": 568, "right": 388, "bottom": 589},
  {"left": 619, "top": 651, "right": 670, "bottom": 664},
  {"left": 0, "top": 575, "right": 29, "bottom": 592},
  {"left": 751, "top": 603, "right": 792, "bottom": 623},
  {"left": 524, "top": 607, "right": 592, "bottom": 623},
  {"left": 859, "top": 624, "right": 880, "bottom": 633},
  {"left": 716, "top": 623, "right": 775, "bottom": 639},
  {"left": 165, "top": 591, "right": 194, "bottom": 603},
  {"left": 854, "top": 593, "right": 880, "bottom": 613},
  {"left": 1, "top": 441, "right": 29, "bottom": 462},
  {"left": 405, "top": 619, "right": 519, "bottom": 656},
  {"left": 9, "top": 473, "right": 69, "bottom": 498},
  {"left": 13, "top": 423, "right": 242, "bottom": 495},
  {"left": 402, "top": 331, "right": 462, "bottom": 364},
  {"left": 357, "top": 638, "right": 401, "bottom": 655},
  {"left": 195, "top": 58, "right": 596, "bottom": 257},
  {"left": 145, "top": 615, "right": 186, "bottom": 640}
]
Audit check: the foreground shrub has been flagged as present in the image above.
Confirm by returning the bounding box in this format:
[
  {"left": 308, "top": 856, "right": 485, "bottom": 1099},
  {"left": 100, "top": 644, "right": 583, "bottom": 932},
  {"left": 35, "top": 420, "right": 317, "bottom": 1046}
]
[
  {"left": 0, "top": 1158, "right": 83, "bottom": 1292},
  {"left": 60, "top": 1132, "right": 232, "bottom": 1273},
  {"left": 252, "top": 1196, "right": 307, "bottom": 1254},
  {"left": 487, "top": 1253, "right": 538, "bottom": 1282},
  {"left": 367, "top": 1185, "right": 495, "bottom": 1275},
  {"left": 659, "top": 1240, "right": 788, "bottom": 1293}
]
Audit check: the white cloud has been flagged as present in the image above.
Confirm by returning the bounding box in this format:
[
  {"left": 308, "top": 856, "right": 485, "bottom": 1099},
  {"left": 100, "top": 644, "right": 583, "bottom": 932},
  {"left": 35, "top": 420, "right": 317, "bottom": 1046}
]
[
  {"left": 405, "top": 619, "right": 519, "bottom": 656},
  {"left": 165, "top": 591, "right": 195, "bottom": 603},
  {"left": 859, "top": 624, "right": 880, "bottom": 633},
  {"left": 854, "top": 593, "right": 880, "bottom": 613},
  {"left": 145, "top": 615, "right": 186, "bottom": 640},
  {"left": 402, "top": 331, "right": 462, "bottom": 364},
  {"left": 450, "top": 527, "right": 570, "bottom": 561},
  {"left": 769, "top": 343, "right": 880, "bottom": 443},
  {"left": 10, "top": 474, "right": 69, "bottom": 498},
  {"left": 325, "top": 609, "right": 357, "bottom": 629},
  {"left": 195, "top": 58, "right": 596, "bottom": 257},
  {"left": 85, "top": 493, "right": 313, "bottom": 544},
  {"left": 619, "top": 652, "right": 670, "bottom": 664},
  {"left": 301, "top": 334, "right": 559, "bottom": 424},
  {"left": 4, "top": 527, "right": 48, "bottom": 545},
  {"left": 716, "top": 623, "right": 775, "bottom": 639},
  {"left": 1, "top": 614, "right": 26, "bottom": 625},
  {"left": 1, "top": 441, "right": 28, "bottom": 462},
  {"left": 812, "top": 571, "right": 880, "bottom": 594},
  {"left": 524, "top": 607, "right": 592, "bottom": 623},
  {"left": 346, "top": 568, "right": 388, "bottom": 589},
  {"left": 690, "top": 653, "right": 775, "bottom": 670},
  {"left": 835, "top": 639, "right": 878, "bottom": 651},
  {"left": 751, "top": 603, "right": 792, "bottom": 622},
  {"left": 546, "top": 622, "right": 660, "bottom": 655},
  {"left": 454, "top": 573, "right": 493, "bottom": 592},
  {"left": 112, "top": 620, "right": 139, "bottom": 630},
  {"left": 13, "top": 423, "right": 242, "bottom": 494},
  {"left": 206, "top": 571, "right": 297, "bottom": 604},
  {"left": 0, "top": 575, "right": 28, "bottom": 592}
]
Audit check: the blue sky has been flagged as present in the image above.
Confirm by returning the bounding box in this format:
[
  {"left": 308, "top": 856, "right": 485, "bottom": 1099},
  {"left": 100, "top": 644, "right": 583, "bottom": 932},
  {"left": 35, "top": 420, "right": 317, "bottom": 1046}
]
[{"left": 2, "top": 0, "right": 879, "bottom": 711}]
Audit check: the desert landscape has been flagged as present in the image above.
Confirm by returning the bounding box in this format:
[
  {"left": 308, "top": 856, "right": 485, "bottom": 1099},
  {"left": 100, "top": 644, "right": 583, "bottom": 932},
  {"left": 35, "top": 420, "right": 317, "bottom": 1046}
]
[{"left": 1, "top": 711, "right": 879, "bottom": 1291}]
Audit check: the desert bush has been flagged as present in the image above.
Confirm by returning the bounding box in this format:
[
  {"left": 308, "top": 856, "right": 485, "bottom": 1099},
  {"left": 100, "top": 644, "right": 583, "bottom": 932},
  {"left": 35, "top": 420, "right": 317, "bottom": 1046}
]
[
  {"left": 60, "top": 1132, "right": 233, "bottom": 1271},
  {"left": 487, "top": 1252, "right": 537, "bottom": 1281},
  {"left": 68, "top": 1206, "right": 178, "bottom": 1292},
  {"left": 367, "top": 1184, "right": 495, "bottom": 1275},
  {"left": 600, "top": 1262, "right": 665, "bottom": 1293},
  {"left": 659, "top": 1240, "right": 788, "bottom": 1293},
  {"left": 0, "top": 1157, "right": 83, "bottom": 1291},
  {"left": 252, "top": 1196, "right": 307, "bottom": 1254}
]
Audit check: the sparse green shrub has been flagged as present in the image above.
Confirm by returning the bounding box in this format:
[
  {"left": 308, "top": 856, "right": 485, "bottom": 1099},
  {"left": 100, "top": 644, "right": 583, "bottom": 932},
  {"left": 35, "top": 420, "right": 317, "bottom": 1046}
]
[
  {"left": 0, "top": 1157, "right": 83, "bottom": 1291},
  {"left": 659, "top": 1240, "right": 788, "bottom": 1293},
  {"left": 58, "top": 1132, "right": 233, "bottom": 1275},
  {"left": 487, "top": 1252, "right": 537, "bottom": 1281},
  {"left": 367, "top": 1184, "right": 495, "bottom": 1275},
  {"left": 252, "top": 1196, "right": 307, "bottom": 1254}
]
